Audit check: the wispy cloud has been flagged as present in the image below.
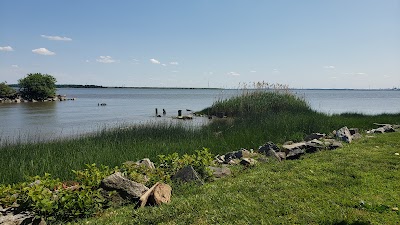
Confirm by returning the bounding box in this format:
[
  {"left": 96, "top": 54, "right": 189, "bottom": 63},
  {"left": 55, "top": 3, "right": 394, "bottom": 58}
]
[
  {"left": 250, "top": 70, "right": 257, "bottom": 73},
  {"left": 170, "top": 61, "right": 179, "bottom": 65},
  {"left": 273, "top": 69, "right": 279, "bottom": 73},
  {"left": 32, "top": 48, "right": 55, "bottom": 55},
  {"left": 227, "top": 71, "right": 240, "bottom": 76},
  {"left": 0, "top": 46, "right": 14, "bottom": 52},
  {"left": 161, "top": 64, "right": 167, "bottom": 66},
  {"left": 150, "top": 58, "right": 161, "bottom": 64},
  {"left": 11, "top": 65, "right": 19, "bottom": 68},
  {"left": 96, "top": 56, "right": 116, "bottom": 63},
  {"left": 41, "top": 35, "right": 72, "bottom": 41},
  {"left": 324, "top": 65, "right": 335, "bottom": 69}
]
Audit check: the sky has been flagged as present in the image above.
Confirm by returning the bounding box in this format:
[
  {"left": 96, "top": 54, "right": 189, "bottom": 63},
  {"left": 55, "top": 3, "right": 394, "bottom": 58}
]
[{"left": 0, "top": 1, "right": 399, "bottom": 89}]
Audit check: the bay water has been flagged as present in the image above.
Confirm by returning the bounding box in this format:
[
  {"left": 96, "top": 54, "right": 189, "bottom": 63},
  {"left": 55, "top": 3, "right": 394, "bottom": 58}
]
[{"left": 1, "top": 88, "right": 400, "bottom": 145}]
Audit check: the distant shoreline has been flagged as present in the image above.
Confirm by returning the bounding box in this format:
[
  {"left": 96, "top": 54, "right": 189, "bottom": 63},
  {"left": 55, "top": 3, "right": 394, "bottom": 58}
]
[{"left": 8, "top": 84, "right": 399, "bottom": 91}]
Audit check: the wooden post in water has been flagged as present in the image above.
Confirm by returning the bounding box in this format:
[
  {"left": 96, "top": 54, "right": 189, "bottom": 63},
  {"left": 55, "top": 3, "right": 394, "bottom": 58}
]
[
  {"left": 178, "top": 110, "right": 182, "bottom": 117},
  {"left": 163, "top": 109, "right": 166, "bottom": 115},
  {"left": 155, "top": 108, "right": 158, "bottom": 117}
]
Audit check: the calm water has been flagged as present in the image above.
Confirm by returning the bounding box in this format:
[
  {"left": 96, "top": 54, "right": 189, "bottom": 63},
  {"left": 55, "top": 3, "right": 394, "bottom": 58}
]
[{"left": 1, "top": 88, "right": 400, "bottom": 144}]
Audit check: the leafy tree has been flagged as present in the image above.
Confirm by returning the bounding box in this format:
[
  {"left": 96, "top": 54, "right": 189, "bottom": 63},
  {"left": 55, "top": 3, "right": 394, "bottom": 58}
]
[
  {"left": 0, "top": 82, "right": 16, "bottom": 98},
  {"left": 18, "top": 73, "right": 57, "bottom": 100}
]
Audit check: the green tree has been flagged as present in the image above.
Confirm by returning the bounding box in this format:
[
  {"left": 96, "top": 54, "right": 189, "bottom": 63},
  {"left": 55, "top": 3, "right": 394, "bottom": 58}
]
[
  {"left": 18, "top": 73, "right": 57, "bottom": 100},
  {"left": 0, "top": 82, "right": 16, "bottom": 98}
]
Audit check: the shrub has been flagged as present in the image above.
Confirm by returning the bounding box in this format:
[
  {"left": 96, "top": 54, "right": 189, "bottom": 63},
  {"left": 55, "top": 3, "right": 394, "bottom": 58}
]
[
  {"left": 0, "top": 82, "right": 16, "bottom": 98},
  {"left": 18, "top": 73, "right": 56, "bottom": 100}
]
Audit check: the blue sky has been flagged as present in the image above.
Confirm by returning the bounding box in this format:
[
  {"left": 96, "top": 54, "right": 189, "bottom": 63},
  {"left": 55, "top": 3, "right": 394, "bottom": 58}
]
[{"left": 0, "top": 1, "right": 399, "bottom": 88}]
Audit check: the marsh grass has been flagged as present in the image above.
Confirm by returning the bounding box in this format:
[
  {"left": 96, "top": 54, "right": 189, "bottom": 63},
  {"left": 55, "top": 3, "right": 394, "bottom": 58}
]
[{"left": 1, "top": 86, "right": 400, "bottom": 184}]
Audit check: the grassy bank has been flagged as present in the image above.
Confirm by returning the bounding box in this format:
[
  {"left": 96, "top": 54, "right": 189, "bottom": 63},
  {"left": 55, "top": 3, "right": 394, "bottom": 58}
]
[
  {"left": 1, "top": 90, "right": 400, "bottom": 184},
  {"left": 73, "top": 132, "right": 400, "bottom": 225}
]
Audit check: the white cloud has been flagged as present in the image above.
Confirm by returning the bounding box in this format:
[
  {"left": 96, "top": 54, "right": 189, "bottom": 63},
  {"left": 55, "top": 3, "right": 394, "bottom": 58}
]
[
  {"left": 227, "top": 71, "right": 240, "bottom": 76},
  {"left": 41, "top": 35, "right": 72, "bottom": 41},
  {"left": 250, "top": 70, "right": 257, "bottom": 73},
  {"left": 96, "top": 56, "right": 116, "bottom": 63},
  {"left": 32, "top": 48, "right": 55, "bottom": 55},
  {"left": 161, "top": 64, "right": 167, "bottom": 66},
  {"left": 273, "top": 69, "right": 279, "bottom": 73},
  {"left": 85, "top": 60, "right": 90, "bottom": 63},
  {"left": 0, "top": 46, "right": 14, "bottom": 52},
  {"left": 171, "top": 70, "right": 179, "bottom": 73},
  {"left": 330, "top": 76, "right": 337, "bottom": 79},
  {"left": 150, "top": 58, "right": 161, "bottom": 64},
  {"left": 324, "top": 65, "right": 335, "bottom": 69},
  {"left": 170, "top": 61, "right": 179, "bottom": 65},
  {"left": 11, "top": 65, "right": 19, "bottom": 68}
]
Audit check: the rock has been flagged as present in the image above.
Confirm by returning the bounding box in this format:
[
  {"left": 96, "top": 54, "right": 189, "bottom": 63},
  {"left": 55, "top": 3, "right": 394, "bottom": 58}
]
[
  {"left": 0, "top": 209, "right": 46, "bottom": 225},
  {"left": 276, "top": 152, "right": 286, "bottom": 160},
  {"left": 135, "top": 158, "right": 155, "bottom": 170},
  {"left": 351, "top": 133, "right": 362, "bottom": 140},
  {"left": 282, "top": 142, "right": 307, "bottom": 151},
  {"left": 172, "top": 166, "right": 204, "bottom": 185},
  {"left": 208, "top": 166, "right": 231, "bottom": 178},
  {"left": 304, "top": 133, "right": 326, "bottom": 141},
  {"left": 324, "top": 139, "right": 343, "bottom": 149},
  {"left": 282, "top": 142, "right": 307, "bottom": 159},
  {"left": 336, "top": 126, "right": 352, "bottom": 143},
  {"left": 285, "top": 148, "right": 305, "bottom": 160},
  {"left": 395, "top": 153, "right": 399, "bottom": 156},
  {"left": 258, "top": 142, "right": 280, "bottom": 154},
  {"left": 305, "top": 139, "right": 325, "bottom": 153},
  {"left": 240, "top": 158, "right": 256, "bottom": 166},
  {"left": 265, "top": 149, "right": 281, "bottom": 162},
  {"left": 348, "top": 128, "right": 359, "bottom": 135},
  {"left": 382, "top": 125, "right": 396, "bottom": 133},
  {"left": 214, "top": 155, "right": 225, "bottom": 164},
  {"left": 101, "top": 172, "right": 149, "bottom": 202}
]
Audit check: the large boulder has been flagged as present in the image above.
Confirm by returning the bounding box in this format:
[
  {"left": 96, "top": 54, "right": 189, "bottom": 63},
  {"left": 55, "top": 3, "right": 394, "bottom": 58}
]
[
  {"left": 172, "top": 166, "right": 204, "bottom": 185},
  {"left": 101, "top": 172, "right": 149, "bottom": 204},
  {"left": 336, "top": 126, "right": 352, "bottom": 143}
]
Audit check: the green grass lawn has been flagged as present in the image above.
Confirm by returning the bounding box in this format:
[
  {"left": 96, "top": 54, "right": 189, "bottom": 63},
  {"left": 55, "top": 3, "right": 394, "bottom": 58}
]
[{"left": 71, "top": 132, "right": 400, "bottom": 225}]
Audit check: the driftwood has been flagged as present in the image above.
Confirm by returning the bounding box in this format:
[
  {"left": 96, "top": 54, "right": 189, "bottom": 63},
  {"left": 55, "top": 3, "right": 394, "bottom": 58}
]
[{"left": 136, "top": 182, "right": 172, "bottom": 208}]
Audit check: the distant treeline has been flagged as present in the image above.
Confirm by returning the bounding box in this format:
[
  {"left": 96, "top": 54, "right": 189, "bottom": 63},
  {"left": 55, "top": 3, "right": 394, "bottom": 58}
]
[{"left": 8, "top": 84, "right": 106, "bottom": 88}]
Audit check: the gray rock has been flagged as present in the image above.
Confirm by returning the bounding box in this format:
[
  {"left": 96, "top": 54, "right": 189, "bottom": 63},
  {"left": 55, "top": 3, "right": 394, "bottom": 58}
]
[
  {"left": 135, "top": 158, "right": 155, "bottom": 170},
  {"left": 324, "top": 139, "right": 343, "bottom": 149},
  {"left": 0, "top": 209, "right": 45, "bottom": 225},
  {"left": 276, "top": 152, "right": 286, "bottom": 160},
  {"left": 101, "top": 172, "right": 149, "bottom": 202},
  {"left": 258, "top": 142, "right": 280, "bottom": 154},
  {"left": 304, "top": 133, "right": 326, "bottom": 141},
  {"left": 285, "top": 148, "right": 305, "bottom": 160},
  {"left": 265, "top": 149, "right": 281, "bottom": 162},
  {"left": 305, "top": 139, "right": 325, "bottom": 153},
  {"left": 336, "top": 126, "right": 352, "bottom": 143},
  {"left": 172, "top": 166, "right": 204, "bottom": 185},
  {"left": 240, "top": 158, "right": 256, "bottom": 166},
  {"left": 348, "top": 128, "right": 359, "bottom": 135},
  {"left": 208, "top": 166, "right": 231, "bottom": 178},
  {"left": 282, "top": 142, "right": 307, "bottom": 151},
  {"left": 351, "top": 133, "right": 362, "bottom": 140}
]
